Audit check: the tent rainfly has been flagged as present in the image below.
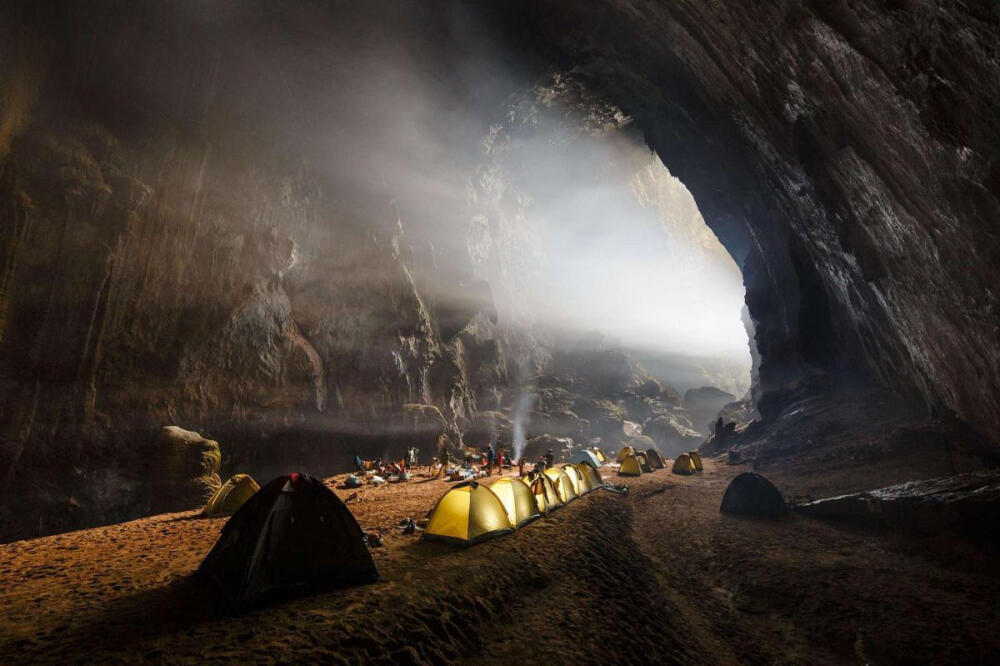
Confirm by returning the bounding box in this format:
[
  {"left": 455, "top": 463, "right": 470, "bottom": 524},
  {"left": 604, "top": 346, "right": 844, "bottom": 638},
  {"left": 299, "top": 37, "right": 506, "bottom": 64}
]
[
  {"left": 203, "top": 473, "right": 260, "bottom": 517},
  {"left": 688, "top": 451, "right": 704, "bottom": 471},
  {"left": 489, "top": 478, "right": 541, "bottom": 528},
  {"left": 672, "top": 453, "right": 697, "bottom": 475},
  {"left": 199, "top": 473, "right": 378, "bottom": 607},
  {"left": 616, "top": 445, "right": 635, "bottom": 462},
  {"left": 544, "top": 467, "right": 579, "bottom": 503},
  {"left": 424, "top": 481, "right": 514, "bottom": 545},
  {"left": 571, "top": 449, "right": 602, "bottom": 468},
  {"left": 644, "top": 449, "right": 666, "bottom": 470},
  {"left": 619, "top": 454, "right": 643, "bottom": 477}
]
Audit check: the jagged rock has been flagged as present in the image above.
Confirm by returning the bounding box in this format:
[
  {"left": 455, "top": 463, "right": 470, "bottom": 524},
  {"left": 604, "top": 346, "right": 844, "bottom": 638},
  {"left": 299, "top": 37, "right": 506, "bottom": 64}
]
[
  {"left": 795, "top": 471, "right": 1000, "bottom": 543},
  {"left": 683, "top": 386, "right": 737, "bottom": 434},
  {"left": 720, "top": 472, "right": 786, "bottom": 519},
  {"left": 148, "top": 426, "right": 221, "bottom": 513},
  {"left": 643, "top": 414, "right": 704, "bottom": 459},
  {"left": 399, "top": 404, "right": 451, "bottom": 453}
]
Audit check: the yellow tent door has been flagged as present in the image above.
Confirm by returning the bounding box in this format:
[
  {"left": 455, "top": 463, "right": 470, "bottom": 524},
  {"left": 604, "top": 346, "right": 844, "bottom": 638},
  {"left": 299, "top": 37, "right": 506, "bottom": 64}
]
[
  {"left": 489, "top": 478, "right": 541, "bottom": 528},
  {"left": 424, "top": 482, "right": 514, "bottom": 545},
  {"left": 619, "top": 454, "right": 643, "bottom": 477}
]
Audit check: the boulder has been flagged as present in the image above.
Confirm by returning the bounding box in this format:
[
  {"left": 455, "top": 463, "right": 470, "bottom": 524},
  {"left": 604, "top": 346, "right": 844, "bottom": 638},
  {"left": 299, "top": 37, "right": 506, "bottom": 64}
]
[
  {"left": 720, "top": 472, "right": 786, "bottom": 519},
  {"left": 795, "top": 471, "right": 1000, "bottom": 543},
  {"left": 149, "top": 426, "right": 222, "bottom": 513}
]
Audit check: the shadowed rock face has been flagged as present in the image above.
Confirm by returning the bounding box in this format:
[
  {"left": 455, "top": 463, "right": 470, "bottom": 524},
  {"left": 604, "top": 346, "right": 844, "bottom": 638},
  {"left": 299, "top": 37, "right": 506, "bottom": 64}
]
[
  {"left": 513, "top": 0, "right": 1000, "bottom": 436},
  {"left": 1, "top": 1, "right": 998, "bottom": 539}
]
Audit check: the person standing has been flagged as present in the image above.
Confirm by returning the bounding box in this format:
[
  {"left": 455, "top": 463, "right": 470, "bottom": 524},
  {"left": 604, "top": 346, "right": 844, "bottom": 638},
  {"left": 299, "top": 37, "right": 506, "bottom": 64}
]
[
  {"left": 544, "top": 448, "right": 554, "bottom": 469},
  {"left": 497, "top": 447, "right": 505, "bottom": 476},
  {"left": 437, "top": 444, "right": 450, "bottom": 478},
  {"left": 486, "top": 444, "right": 496, "bottom": 476},
  {"left": 518, "top": 456, "right": 525, "bottom": 477}
]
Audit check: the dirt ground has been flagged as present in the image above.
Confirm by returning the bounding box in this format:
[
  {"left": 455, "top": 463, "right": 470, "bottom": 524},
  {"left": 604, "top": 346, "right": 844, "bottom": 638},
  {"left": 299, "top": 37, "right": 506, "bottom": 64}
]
[{"left": 1, "top": 459, "right": 998, "bottom": 665}]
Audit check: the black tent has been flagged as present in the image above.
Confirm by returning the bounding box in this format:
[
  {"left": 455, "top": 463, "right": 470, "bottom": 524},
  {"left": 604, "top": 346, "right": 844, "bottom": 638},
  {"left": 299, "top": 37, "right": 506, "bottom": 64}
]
[
  {"left": 200, "top": 473, "right": 378, "bottom": 607},
  {"left": 720, "top": 472, "right": 787, "bottom": 519}
]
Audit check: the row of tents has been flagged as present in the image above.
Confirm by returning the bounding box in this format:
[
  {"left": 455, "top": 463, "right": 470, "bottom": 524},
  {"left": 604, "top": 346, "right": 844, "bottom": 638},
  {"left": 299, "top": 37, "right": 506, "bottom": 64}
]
[
  {"left": 616, "top": 445, "right": 703, "bottom": 476},
  {"left": 423, "top": 461, "right": 605, "bottom": 545}
]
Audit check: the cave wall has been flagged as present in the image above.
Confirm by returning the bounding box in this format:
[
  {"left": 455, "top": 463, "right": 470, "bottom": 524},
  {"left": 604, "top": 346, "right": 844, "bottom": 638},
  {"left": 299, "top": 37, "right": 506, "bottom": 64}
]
[{"left": 512, "top": 0, "right": 1000, "bottom": 438}]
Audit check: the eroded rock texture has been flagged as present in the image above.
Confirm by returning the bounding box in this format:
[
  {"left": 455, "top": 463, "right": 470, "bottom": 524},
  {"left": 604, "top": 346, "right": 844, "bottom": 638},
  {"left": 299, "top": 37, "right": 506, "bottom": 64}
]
[
  {"left": 1, "top": 1, "right": 998, "bottom": 539},
  {"left": 517, "top": 0, "right": 1000, "bottom": 435}
]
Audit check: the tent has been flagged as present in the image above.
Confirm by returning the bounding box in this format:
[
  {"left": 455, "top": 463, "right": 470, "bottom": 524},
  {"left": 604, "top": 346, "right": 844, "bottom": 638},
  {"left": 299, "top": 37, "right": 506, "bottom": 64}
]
[
  {"left": 202, "top": 473, "right": 260, "bottom": 517},
  {"left": 577, "top": 462, "right": 603, "bottom": 491},
  {"left": 489, "top": 478, "right": 541, "bottom": 528},
  {"left": 524, "top": 473, "right": 563, "bottom": 513},
  {"left": 616, "top": 445, "right": 635, "bottom": 462},
  {"left": 544, "top": 467, "right": 579, "bottom": 503},
  {"left": 619, "top": 454, "right": 643, "bottom": 477},
  {"left": 561, "top": 464, "right": 583, "bottom": 495},
  {"left": 591, "top": 447, "right": 607, "bottom": 463},
  {"left": 672, "top": 453, "right": 697, "bottom": 475},
  {"left": 571, "top": 449, "right": 602, "bottom": 468},
  {"left": 199, "top": 473, "right": 378, "bottom": 607},
  {"left": 688, "top": 451, "right": 704, "bottom": 471},
  {"left": 720, "top": 472, "right": 786, "bottom": 519},
  {"left": 424, "top": 481, "right": 514, "bottom": 545},
  {"left": 635, "top": 452, "right": 653, "bottom": 473},
  {"left": 572, "top": 463, "right": 592, "bottom": 494},
  {"left": 644, "top": 449, "right": 666, "bottom": 470}
]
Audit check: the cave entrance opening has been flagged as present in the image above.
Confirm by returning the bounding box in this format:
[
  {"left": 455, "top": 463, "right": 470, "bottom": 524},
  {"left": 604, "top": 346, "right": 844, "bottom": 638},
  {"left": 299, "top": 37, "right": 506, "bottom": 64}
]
[{"left": 471, "top": 101, "right": 754, "bottom": 404}]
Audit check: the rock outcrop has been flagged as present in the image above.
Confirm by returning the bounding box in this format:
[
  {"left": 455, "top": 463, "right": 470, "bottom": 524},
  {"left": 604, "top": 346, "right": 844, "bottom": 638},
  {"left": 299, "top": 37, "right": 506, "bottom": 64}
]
[{"left": 148, "top": 426, "right": 221, "bottom": 514}]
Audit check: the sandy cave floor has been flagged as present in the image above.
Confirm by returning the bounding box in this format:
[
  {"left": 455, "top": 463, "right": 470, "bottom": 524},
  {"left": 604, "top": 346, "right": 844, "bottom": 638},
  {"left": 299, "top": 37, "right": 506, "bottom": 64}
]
[{"left": 1, "top": 459, "right": 999, "bottom": 665}]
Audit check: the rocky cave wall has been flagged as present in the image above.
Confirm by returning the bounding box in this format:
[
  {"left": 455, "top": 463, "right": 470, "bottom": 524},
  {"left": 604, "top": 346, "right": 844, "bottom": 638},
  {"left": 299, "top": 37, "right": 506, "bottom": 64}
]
[
  {"left": 509, "top": 0, "right": 1000, "bottom": 437},
  {"left": 2, "top": 0, "right": 998, "bottom": 539}
]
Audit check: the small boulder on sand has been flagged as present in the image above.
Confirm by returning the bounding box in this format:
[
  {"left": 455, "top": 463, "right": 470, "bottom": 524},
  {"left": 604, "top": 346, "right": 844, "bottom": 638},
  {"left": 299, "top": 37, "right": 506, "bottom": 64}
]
[{"left": 149, "top": 426, "right": 222, "bottom": 513}]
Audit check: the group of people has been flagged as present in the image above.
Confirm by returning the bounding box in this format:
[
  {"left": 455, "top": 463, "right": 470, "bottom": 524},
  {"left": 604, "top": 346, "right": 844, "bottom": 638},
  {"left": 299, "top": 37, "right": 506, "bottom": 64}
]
[{"left": 429, "top": 442, "right": 557, "bottom": 480}]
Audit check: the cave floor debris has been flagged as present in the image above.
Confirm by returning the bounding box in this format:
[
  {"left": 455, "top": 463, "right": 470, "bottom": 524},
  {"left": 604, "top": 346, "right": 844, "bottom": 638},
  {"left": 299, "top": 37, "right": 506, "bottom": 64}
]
[{"left": 1, "top": 460, "right": 998, "bottom": 664}]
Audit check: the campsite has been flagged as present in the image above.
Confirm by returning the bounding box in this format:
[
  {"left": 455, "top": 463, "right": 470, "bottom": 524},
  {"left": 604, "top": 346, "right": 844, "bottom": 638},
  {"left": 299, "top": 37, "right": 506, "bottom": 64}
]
[{"left": 2, "top": 453, "right": 999, "bottom": 664}]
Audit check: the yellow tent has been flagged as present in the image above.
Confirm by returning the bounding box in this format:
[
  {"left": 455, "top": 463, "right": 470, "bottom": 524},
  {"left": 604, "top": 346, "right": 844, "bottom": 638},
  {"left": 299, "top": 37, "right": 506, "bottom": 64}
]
[
  {"left": 202, "top": 474, "right": 260, "bottom": 517},
  {"left": 616, "top": 445, "right": 635, "bottom": 462},
  {"left": 524, "top": 473, "right": 563, "bottom": 513},
  {"left": 619, "top": 454, "right": 643, "bottom": 477},
  {"left": 489, "top": 478, "right": 541, "bottom": 528},
  {"left": 591, "top": 447, "right": 607, "bottom": 463},
  {"left": 672, "top": 453, "right": 697, "bottom": 475},
  {"left": 424, "top": 481, "right": 514, "bottom": 545},
  {"left": 561, "top": 464, "right": 583, "bottom": 495},
  {"left": 688, "top": 451, "right": 704, "bottom": 471},
  {"left": 635, "top": 452, "right": 652, "bottom": 473},
  {"left": 572, "top": 464, "right": 591, "bottom": 494},
  {"left": 544, "top": 467, "right": 578, "bottom": 503},
  {"left": 577, "top": 462, "right": 602, "bottom": 490}
]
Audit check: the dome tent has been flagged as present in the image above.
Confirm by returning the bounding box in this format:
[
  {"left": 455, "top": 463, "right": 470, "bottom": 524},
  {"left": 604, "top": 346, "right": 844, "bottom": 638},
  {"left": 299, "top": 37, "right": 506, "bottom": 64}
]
[
  {"left": 616, "top": 445, "right": 635, "bottom": 462},
  {"left": 199, "top": 473, "right": 378, "bottom": 608},
  {"left": 489, "top": 478, "right": 541, "bottom": 528},
  {"left": 424, "top": 481, "right": 514, "bottom": 545},
  {"left": 573, "top": 463, "right": 593, "bottom": 494},
  {"left": 561, "top": 464, "right": 583, "bottom": 495},
  {"left": 577, "top": 462, "right": 603, "bottom": 490},
  {"left": 688, "top": 450, "right": 704, "bottom": 471},
  {"left": 571, "top": 449, "right": 602, "bottom": 468},
  {"left": 619, "top": 454, "right": 643, "bottom": 477},
  {"left": 524, "top": 473, "right": 563, "bottom": 514},
  {"left": 544, "top": 466, "right": 579, "bottom": 503},
  {"left": 672, "top": 453, "right": 697, "bottom": 475},
  {"left": 203, "top": 473, "right": 260, "bottom": 517},
  {"left": 591, "top": 447, "right": 607, "bottom": 463},
  {"left": 635, "top": 452, "right": 653, "bottom": 473},
  {"left": 720, "top": 472, "right": 786, "bottom": 519},
  {"left": 644, "top": 449, "right": 666, "bottom": 470}
]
